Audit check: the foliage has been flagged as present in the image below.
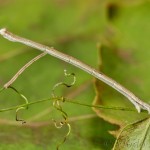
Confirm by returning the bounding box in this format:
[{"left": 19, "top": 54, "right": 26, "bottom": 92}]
[{"left": 0, "top": 0, "right": 150, "bottom": 149}]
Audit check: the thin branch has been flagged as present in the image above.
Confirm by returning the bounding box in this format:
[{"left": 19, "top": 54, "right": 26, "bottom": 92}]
[
  {"left": 3, "top": 51, "right": 47, "bottom": 88},
  {"left": 0, "top": 28, "right": 150, "bottom": 113}
]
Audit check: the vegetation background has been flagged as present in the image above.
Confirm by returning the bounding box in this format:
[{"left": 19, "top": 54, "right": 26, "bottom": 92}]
[{"left": 0, "top": 0, "right": 150, "bottom": 149}]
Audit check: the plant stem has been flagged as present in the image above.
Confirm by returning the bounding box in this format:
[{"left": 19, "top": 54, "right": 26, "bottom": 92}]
[
  {"left": 0, "top": 98, "right": 54, "bottom": 112},
  {"left": 0, "top": 97, "right": 145, "bottom": 113},
  {"left": 66, "top": 100, "right": 135, "bottom": 111},
  {"left": 0, "top": 28, "right": 150, "bottom": 113}
]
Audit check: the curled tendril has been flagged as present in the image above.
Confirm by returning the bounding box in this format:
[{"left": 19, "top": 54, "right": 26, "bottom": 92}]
[
  {"left": 52, "top": 119, "right": 64, "bottom": 128},
  {"left": 56, "top": 123, "right": 71, "bottom": 150},
  {"left": 16, "top": 107, "right": 26, "bottom": 124},
  {"left": 8, "top": 86, "right": 29, "bottom": 124},
  {"left": 52, "top": 100, "right": 71, "bottom": 150},
  {"left": 51, "top": 70, "right": 76, "bottom": 150},
  {"left": 51, "top": 69, "right": 76, "bottom": 98}
]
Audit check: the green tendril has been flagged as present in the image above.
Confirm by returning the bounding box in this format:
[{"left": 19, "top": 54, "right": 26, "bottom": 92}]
[
  {"left": 8, "top": 86, "right": 29, "bottom": 124},
  {"left": 52, "top": 98, "right": 71, "bottom": 150},
  {"left": 53, "top": 99, "right": 68, "bottom": 119},
  {"left": 56, "top": 123, "right": 71, "bottom": 150},
  {"left": 0, "top": 87, "right": 5, "bottom": 93},
  {"left": 51, "top": 69, "right": 76, "bottom": 98},
  {"left": 9, "top": 86, "right": 29, "bottom": 108},
  {"left": 52, "top": 70, "right": 75, "bottom": 150},
  {"left": 0, "top": 87, "right": 4, "bottom": 93},
  {"left": 16, "top": 107, "right": 26, "bottom": 124}
]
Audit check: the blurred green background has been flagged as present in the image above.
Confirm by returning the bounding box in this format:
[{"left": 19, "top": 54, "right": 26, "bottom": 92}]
[{"left": 0, "top": 0, "right": 150, "bottom": 149}]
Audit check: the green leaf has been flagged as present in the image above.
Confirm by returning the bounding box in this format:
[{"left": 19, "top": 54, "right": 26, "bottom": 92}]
[
  {"left": 93, "top": 1, "right": 150, "bottom": 127},
  {"left": 0, "top": 0, "right": 116, "bottom": 149},
  {"left": 113, "top": 117, "right": 150, "bottom": 150}
]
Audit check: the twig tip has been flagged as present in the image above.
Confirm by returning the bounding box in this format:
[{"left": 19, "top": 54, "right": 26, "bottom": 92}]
[{"left": 0, "top": 28, "right": 6, "bottom": 35}]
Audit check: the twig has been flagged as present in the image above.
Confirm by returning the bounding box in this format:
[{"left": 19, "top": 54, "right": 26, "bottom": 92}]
[
  {"left": 3, "top": 51, "right": 47, "bottom": 88},
  {"left": 0, "top": 28, "right": 150, "bottom": 113}
]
